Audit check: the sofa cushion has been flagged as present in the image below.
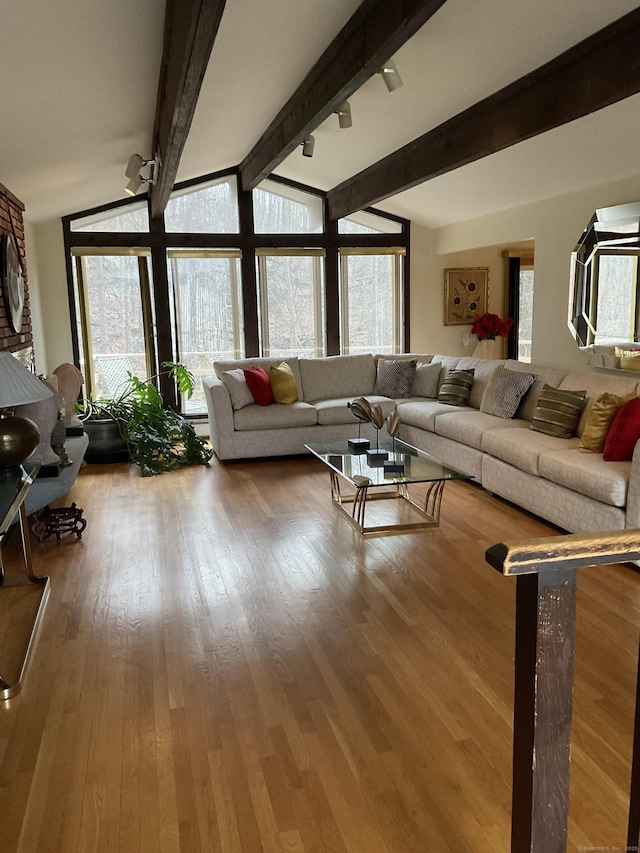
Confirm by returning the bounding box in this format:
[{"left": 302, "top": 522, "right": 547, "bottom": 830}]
[
  {"left": 431, "top": 355, "right": 462, "bottom": 391},
  {"left": 456, "top": 357, "right": 507, "bottom": 409},
  {"left": 538, "top": 449, "right": 630, "bottom": 508},
  {"left": 479, "top": 365, "right": 535, "bottom": 418},
  {"left": 603, "top": 397, "right": 640, "bottom": 461},
  {"left": 396, "top": 400, "right": 470, "bottom": 431},
  {"left": 412, "top": 362, "right": 441, "bottom": 398},
  {"left": 435, "top": 410, "right": 528, "bottom": 451},
  {"left": 375, "top": 358, "right": 417, "bottom": 398},
  {"left": 504, "top": 360, "right": 568, "bottom": 421},
  {"left": 314, "top": 396, "right": 396, "bottom": 426},
  {"left": 530, "top": 385, "right": 586, "bottom": 438},
  {"left": 269, "top": 362, "right": 299, "bottom": 404},
  {"left": 482, "top": 426, "right": 580, "bottom": 476},
  {"left": 438, "top": 369, "right": 474, "bottom": 406},
  {"left": 579, "top": 391, "right": 636, "bottom": 453},
  {"left": 559, "top": 371, "right": 639, "bottom": 435},
  {"left": 244, "top": 366, "right": 274, "bottom": 406},
  {"left": 234, "top": 401, "right": 317, "bottom": 431},
  {"left": 299, "top": 353, "right": 375, "bottom": 402},
  {"left": 220, "top": 368, "right": 255, "bottom": 410}
]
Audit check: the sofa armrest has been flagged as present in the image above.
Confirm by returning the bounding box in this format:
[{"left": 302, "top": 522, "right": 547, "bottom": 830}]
[
  {"left": 202, "top": 376, "right": 235, "bottom": 460},
  {"left": 625, "top": 439, "right": 640, "bottom": 528}
]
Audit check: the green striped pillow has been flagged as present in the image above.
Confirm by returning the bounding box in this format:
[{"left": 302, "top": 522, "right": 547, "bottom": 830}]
[
  {"left": 438, "top": 369, "right": 474, "bottom": 407},
  {"left": 530, "top": 384, "right": 586, "bottom": 438}
]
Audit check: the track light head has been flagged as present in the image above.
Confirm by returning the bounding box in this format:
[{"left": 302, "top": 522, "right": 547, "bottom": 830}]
[
  {"left": 335, "top": 101, "right": 352, "bottom": 129},
  {"left": 125, "top": 176, "right": 144, "bottom": 196},
  {"left": 125, "top": 153, "right": 145, "bottom": 181},
  {"left": 123, "top": 153, "right": 160, "bottom": 195},
  {"left": 301, "top": 135, "right": 315, "bottom": 158},
  {"left": 380, "top": 59, "right": 403, "bottom": 92}
]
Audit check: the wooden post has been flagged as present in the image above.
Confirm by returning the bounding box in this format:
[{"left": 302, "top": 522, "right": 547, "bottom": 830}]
[
  {"left": 627, "top": 640, "right": 640, "bottom": 849},
  {"left": 486, "top": 529, "right": 640, "bottom": 853},
  {"left": 511, "top": 570, "right": 577, "bottom": 853}
]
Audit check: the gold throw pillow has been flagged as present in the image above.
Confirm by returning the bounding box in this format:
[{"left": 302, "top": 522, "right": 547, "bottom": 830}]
[
  {"left": 269, "top": 362, "right": 299, "bottom": 404},
  {"left": 579, "top": 391, "right": 636, "bottom": 452}
]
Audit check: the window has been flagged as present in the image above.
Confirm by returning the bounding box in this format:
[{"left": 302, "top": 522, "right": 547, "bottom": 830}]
[
  {"left": 256, "top": 249, "right": 324, "bottom": 357},
  {"left": 338, "top": 211, "right": 403, "bottom": 234},
  {"left": 165, "top": 176, "right": 239, "bottom": 233},
  {"left": 71, "top": 249, "right": 155, "bottom": 399},
  {"left": 65, "top": 171, "right": 410, "bottom": 415},
  {"left": 339, "top": 248, "right": 405, "bottom": 354},
  {"left": 70, "top": 201, "right": 149, "bottom": 233},
  {"left": 168, "top": 249, "right": 244, "bottom": 413},
  {"left": 253, "top": 179, "right": 323, "bottom": 234},
  {"left": 506, "top": 252, "right": 535, "bottom": 362}
]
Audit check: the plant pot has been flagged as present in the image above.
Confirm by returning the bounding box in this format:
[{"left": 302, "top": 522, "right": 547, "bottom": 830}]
[{"left": 83, "top": 417, "right": 130, "bottom": 464}]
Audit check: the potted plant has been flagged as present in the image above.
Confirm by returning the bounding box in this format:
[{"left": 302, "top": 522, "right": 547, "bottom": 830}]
[{"left": 81, "top": 361, "right": 213, "bottom": 476}]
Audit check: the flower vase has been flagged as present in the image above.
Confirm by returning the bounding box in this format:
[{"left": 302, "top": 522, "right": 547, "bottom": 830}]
[{"left": 472, "top": 338, "right": 503, "bottom": 359}]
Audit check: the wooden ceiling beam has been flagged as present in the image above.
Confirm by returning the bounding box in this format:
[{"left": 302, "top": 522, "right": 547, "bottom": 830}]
[
  {"left": 326, "top": 8, "right": 640, "bottom": 221},
  {"left": 238, "top": 0, "right": 448, "bottom": 192},
  {"left": 150, "top": 0, "right": 227, "bottom": 218}
]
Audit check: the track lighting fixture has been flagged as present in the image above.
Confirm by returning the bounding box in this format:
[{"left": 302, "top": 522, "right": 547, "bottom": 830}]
[
  {"left": 335, "top": 100, "right": 352, "bottom": 129},
  {"left": 380, "top": 58, "right": 403, "bottom": 92},
  {"left": 301, "top": 135, "right": 315, "bottom": 158},
  {"left": 124, "top": 153, "right": 159, "bottom": 196}
]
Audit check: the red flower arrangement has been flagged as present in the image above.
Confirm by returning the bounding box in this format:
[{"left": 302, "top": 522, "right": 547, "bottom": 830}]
[{"left": 471, "top": 312, "right": 513, "bottom": 341}]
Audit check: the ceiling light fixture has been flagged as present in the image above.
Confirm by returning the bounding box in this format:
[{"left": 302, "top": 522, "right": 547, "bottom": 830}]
[
  {"left": 124, "top": 153, "right": 159, "bottom": 196},
  {"left": 380, "top": 59, "right": 403, "bottom": 92},
  {"left": 301, "top": 135, "right": 315, "bottom": 158},
  {"left": 335, "top": 101, "right": 352, "bottom": 129}
]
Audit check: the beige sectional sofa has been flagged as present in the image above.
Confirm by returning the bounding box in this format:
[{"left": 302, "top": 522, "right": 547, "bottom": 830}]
[{"left": 202, "top": 353, "right": 640, "bottom": 535}]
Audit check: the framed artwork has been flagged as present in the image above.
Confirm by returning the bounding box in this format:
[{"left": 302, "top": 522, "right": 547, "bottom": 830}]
[{"left": 444, "top": 267, "right": 488, "bottom": 325}]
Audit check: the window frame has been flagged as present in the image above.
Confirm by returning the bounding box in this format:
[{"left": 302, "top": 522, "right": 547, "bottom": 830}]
[{"left": 63, "top": 168, "right": 410, "bottom": 415}]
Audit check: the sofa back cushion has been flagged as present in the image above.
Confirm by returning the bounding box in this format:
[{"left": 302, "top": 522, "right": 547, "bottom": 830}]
[
  {"left": 559, "top": 371, "right": 639, "bottom": 435},
  {"left": 431, "top": 355, "right": 462, "bottom": 391},
  {"left": 456, "top": 357, "right": 507, "bottom": 409},
  {"left": 412, "top": 362, "right": 441, "bottom": 398},
  {"left": 298, "top": 353, "right": 375, "bottom": 401}
]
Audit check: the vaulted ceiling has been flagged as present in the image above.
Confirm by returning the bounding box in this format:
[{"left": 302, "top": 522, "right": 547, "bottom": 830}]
[{"left": 2, "top": 0, "right": 640, "bottom": 228}]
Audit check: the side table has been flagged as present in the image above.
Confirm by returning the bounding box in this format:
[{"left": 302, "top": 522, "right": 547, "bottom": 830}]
[{"left": 0, "top": 465, "right": 49, "bottom": 700}]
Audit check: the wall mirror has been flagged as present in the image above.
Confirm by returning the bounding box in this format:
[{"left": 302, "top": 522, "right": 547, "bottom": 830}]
[{"left": 569, "top": 202, "right": 640, "bottom": 353}]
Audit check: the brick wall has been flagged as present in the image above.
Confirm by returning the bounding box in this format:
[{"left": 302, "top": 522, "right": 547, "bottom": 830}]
[{"left": 0, "top": 183, "right": 32, "bottom": 354}]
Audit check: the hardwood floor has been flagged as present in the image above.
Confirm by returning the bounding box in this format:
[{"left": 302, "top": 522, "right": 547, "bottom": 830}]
[{"left": 1, "top": 455, "right": 639, "bottom": 852}]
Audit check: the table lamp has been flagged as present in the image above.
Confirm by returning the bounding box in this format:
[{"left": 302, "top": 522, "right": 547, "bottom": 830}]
[{"left": 0, "top": 353, "right": 53, "bottom": 478}]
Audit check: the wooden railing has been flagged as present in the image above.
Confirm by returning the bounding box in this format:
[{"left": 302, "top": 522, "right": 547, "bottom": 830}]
[{"left": 485, "top": 530, "right": 640, "bottom": 853}]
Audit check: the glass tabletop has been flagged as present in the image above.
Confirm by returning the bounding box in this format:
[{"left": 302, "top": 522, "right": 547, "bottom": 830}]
[{"left": 305, "top": 438, "right": 474, "bottom": 488}]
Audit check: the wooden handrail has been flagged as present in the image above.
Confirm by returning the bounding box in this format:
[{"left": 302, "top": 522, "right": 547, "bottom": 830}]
[{"left": 486, "top": 529, "right": 640, "bottom": 853}]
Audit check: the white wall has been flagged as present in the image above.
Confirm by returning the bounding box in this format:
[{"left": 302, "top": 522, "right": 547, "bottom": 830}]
[
  {"left": 425, "top": 172, "right": 640, "bottom": 370},
  {"left": 25, "top": 218, "right": 74, "bottom": 374}
]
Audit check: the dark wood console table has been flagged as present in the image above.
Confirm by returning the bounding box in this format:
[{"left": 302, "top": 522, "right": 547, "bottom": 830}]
[{"left": 0, "top": 466, "right": 49, "bottom": 700}]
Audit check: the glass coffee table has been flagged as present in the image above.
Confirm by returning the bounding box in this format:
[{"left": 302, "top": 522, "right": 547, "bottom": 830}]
[{"left": 305, "top": 438, "right": 473, "bottom": 537}]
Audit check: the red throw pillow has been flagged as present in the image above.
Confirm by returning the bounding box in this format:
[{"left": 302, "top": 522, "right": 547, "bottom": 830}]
[
  {"left": 603, "top": 397, "right": 640, "bottom": 461},
  {"left": 243, "top": 366, "right": 273, "bottom": 406}
]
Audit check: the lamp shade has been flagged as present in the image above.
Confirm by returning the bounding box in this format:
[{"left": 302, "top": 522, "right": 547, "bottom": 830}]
[{"left": 0, "top": 353, "right": 53, "bottom": 407}]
